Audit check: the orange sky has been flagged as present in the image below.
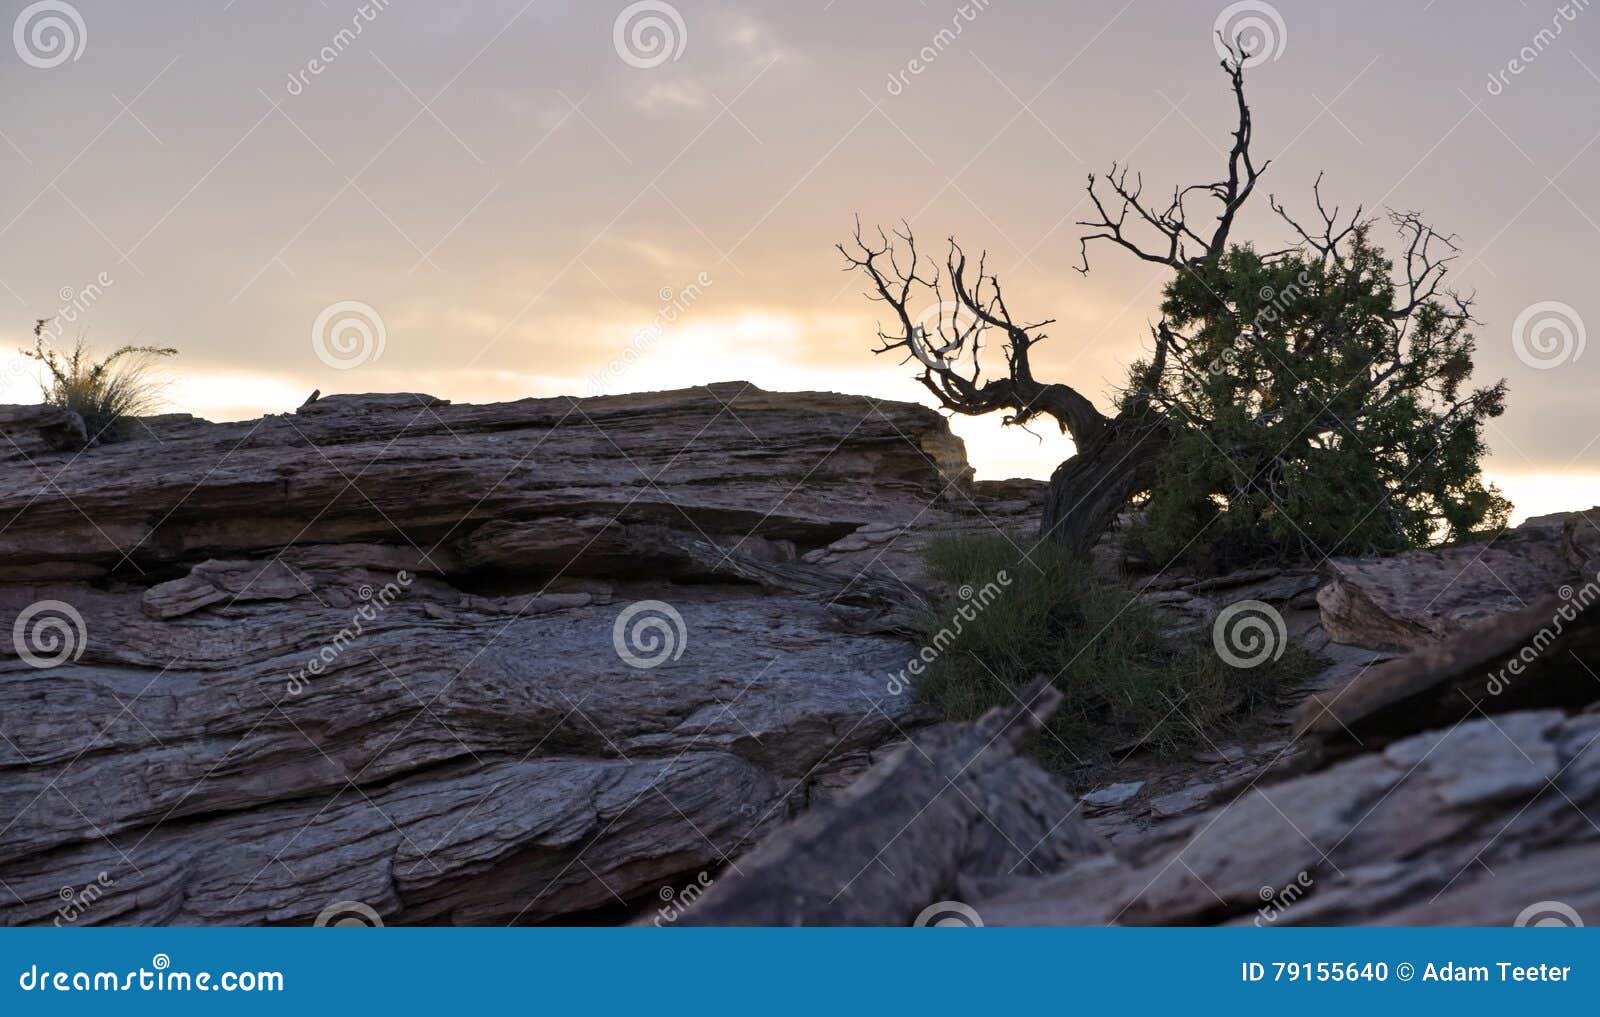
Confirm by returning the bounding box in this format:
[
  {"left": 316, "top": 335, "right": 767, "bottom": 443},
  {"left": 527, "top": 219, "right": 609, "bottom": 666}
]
[{"left": 3, "top": 0, "right": 1598, "bottom": 520}]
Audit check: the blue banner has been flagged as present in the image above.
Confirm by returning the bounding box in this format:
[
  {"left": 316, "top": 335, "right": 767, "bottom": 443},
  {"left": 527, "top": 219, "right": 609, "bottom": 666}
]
[{"left": 1, "top": 928, "right": 1592, "bottom": 1014}]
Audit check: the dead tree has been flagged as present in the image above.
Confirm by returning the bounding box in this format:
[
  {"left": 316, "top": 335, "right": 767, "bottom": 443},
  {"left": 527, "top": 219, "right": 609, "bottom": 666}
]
[{"left": 839, "top": 52, "right": 1268, "bottom": 556}]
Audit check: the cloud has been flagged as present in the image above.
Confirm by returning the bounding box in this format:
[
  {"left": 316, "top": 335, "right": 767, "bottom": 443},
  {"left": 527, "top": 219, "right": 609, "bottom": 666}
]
[
  {"left": 627, "top": 11, "right": 793, "bottom": 114},
  {"left": 635, "top": 79, "right": 713, "bottom": 113}
]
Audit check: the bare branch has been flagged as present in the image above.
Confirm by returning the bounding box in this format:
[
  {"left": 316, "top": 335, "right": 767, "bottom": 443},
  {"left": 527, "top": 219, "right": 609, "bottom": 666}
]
[
  {"left": 1077, "top": 45, "right": 1270, "bottom": 275},
  {"left": 840, "top": 221, "right": 1108, "bottom": 445}
]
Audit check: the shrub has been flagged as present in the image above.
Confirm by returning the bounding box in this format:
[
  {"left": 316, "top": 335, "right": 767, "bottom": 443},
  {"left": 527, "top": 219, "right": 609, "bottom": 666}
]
[
  {"left": 1127, "top": 225, "right": 1509, "bottom": 573},
  {"left": 911, "top": 534, "right": 1319, "bottom": 774},
  {"left": 22, "top": 320, "right": 176, "bottom": 440}
]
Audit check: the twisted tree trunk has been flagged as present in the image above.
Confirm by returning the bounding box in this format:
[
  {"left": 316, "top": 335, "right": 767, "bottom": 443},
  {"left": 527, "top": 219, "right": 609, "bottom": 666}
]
[{"left": 1040, "top": 409, "right": 1169, "bottom": 557}]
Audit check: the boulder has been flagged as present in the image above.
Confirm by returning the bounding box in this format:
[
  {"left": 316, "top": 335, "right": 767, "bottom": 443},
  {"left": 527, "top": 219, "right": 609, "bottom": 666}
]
[
  {"left": 1316, "top": 521, "right": 1578, "bottom": 652},
  {"left": 1564, "top": 509, "right": 1600, "bottom": 572},
  {"left": 670, "top": 679, "right": 1107, "bottom": 926},
  {"left": 0, "top": 403, "right": 87, "bottom": 458}
]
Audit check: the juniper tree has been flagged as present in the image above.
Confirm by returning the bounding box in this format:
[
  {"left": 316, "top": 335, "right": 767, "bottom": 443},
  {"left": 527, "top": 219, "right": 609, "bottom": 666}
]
[{"left": 841, "top": 50, "right": 1507, "bottom": 567}]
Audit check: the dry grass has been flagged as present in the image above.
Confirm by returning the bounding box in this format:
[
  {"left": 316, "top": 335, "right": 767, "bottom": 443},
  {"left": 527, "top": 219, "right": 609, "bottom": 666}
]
[{"left": 23, "top": 320, "right": 176, "bottom": 441}]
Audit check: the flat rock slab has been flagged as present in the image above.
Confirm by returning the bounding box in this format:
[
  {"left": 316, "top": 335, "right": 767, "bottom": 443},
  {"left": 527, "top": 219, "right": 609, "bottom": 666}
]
[
  {"left": 0, "top": 384, "right": 969, "bottom": 581},
  {"left": 1297, "top": 589, "right": 1600, "bottom": 744},
  {"left": 1081, "top": 781, "right": 1146, "bottom": 809},
  {"left": 1317, "top": 522, "right": 1578, "bottom": 652}
]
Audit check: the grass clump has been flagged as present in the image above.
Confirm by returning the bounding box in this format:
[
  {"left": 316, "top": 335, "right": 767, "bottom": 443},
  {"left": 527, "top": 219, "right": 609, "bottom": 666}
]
[
  {"left": 23, "top": 319, "right": 176, "bottom": 441},
  {"left": 911, "top": 534, "right": 1319, "bottom": 774}
]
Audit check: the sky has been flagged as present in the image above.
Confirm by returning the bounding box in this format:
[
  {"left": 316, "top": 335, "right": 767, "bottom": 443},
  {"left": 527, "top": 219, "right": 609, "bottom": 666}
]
[{"left": 2, "top": 0, "right": 1597, "bottom": 521}]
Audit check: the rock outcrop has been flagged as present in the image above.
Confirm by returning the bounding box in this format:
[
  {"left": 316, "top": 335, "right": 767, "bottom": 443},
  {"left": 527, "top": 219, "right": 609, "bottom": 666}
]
[
  {"left": 0, "top": 385, "right": 991, "bottom": 925},
  {"left": 960, "top": 708, "right": 1600, "bottom": 926},
  {"left": 1315, "top": 516, "right": 1582, "bottom": 652},
  {"left": 0, "top": 384, "right": 968, "bottom": 583},
  {"left": 4, "top": 384, "right": 1597, "bottom": 929},
  {"left": 674, "top": 678, "right": 1107, "bottom": 926},
  {"left": 1298, "top": 587, "right": 1600, "bottom": 744}
]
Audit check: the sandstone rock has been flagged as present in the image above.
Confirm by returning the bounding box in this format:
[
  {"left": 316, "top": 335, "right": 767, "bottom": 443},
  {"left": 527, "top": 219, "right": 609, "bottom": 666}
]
[
  {"left": 6, "top": 383, "right": 1599, "bottom": 930},
  {"left": 0, "top": 385, "right": 975, "bottom": 926},
  {"left": 0, "top": 384, "right": 969, "bottom": 582},
  {"left": 1133, "top": 567, "right": 1323, "bottom": 643},
  {"left": 1148, "top": 782, "right": 1217, "bottom": 818},
  {"left": 1081, "top": 781, "right": 1145, "bottom": 809},
  {"left": 801, "top": 479, "right": 1045, "bottom": 587},
  {"left": 1317, "top": 522, "right": 1578, "bottom": 652},
  {"left": 670, "top": 679, "right": 1107, "bottom": 926},
  {"left": 0, "top": 403, "right": 87, "bottom": 458},
  {"left": 1190, "top": 568, "right": 1320, "bottom": 604},
  {"left": 960, "top": 710, "right": 1599, "bottom": 925},
  {"left": 1563, "top": 510, "right": 1600, "bottom": 572},
  {"left": 1297, "top": 589, "right": 1600, "bottom": 744},
  {"left": 141, "top": 559, "right": 311, "bottom": 619}
]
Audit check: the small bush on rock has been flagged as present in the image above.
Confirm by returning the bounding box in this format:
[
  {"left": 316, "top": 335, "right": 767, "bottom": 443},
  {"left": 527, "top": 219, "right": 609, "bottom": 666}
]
[
  {"left": 911, "top": 534, "right": 1319, "bottom": 774},
  {"left": 23, "top": 320, "right": 176, "bottom": 441}
]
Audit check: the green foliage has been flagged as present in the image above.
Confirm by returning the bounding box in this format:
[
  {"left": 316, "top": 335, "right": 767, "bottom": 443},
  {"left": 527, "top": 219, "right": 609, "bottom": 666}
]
[
  {"left": 22, "top": 320, "right": 176, "bottom": 441},
  {"left": 911, "top": 534, "right": 1319, "bottom": 773},
  {"left": 1128, "top": 223, "right": 1508, "bottom": 573}
]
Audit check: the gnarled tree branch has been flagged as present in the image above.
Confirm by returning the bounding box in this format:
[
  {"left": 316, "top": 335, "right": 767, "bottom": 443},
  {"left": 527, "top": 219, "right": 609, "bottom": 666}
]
[
  {"left": 838, "top": 218, "right": 1108, "bottom": 448},
  {"left": 1077, "top": 46, "right": 1270, "bottom": 275}
]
